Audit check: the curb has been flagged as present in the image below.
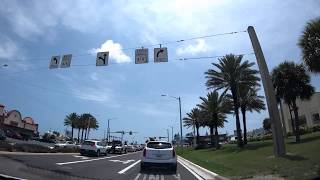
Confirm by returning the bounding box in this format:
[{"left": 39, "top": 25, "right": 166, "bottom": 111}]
[{"left": 178, "top": 156, "right": 228, "bottom": 180}]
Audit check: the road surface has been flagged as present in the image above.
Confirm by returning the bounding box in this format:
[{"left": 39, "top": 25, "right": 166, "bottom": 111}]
[{"left": 0, "top": 151, "right": 202, "bottom": 180}]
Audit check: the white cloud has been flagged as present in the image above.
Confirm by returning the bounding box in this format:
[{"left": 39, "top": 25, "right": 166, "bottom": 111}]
[
  {"left": 0, "top": 38, "right": 18, "bottom": 59},
  {"left": 71, "top": 87, "right": 112, "bottom": 103},
  {"left": 90, "top": 40, "right": 131, "bottom": 63},
  {"left": 176, "top": 39, "right": 210, "bottom": 56}
]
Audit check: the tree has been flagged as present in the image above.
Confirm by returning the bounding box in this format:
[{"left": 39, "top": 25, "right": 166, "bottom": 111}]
[
  {"left": 79, "top": 113, "right": 98, "bottom": 142},
  {"left": 197, "top": 91, "right": 232, "bottom": 149},
  {"left": 263, "top": 118, "right": 271, "bottom": 133},
  {"left": 205, "top": 54, "right": 260, "bottom": 147},
  {"left": 272, "top": 61, "right": 315, "bottom": 142},
  {"left": 298, "top": 18, "right": 320, "bottom": 73},
  {"left": 239, "top": 86, "right": 265, "bottom": 144},
  {"left": 183, "top": 107, "right": 203, "bottom": 145},
  {"left": 64, "top": 112, "right": 79, "bottom": 139}
]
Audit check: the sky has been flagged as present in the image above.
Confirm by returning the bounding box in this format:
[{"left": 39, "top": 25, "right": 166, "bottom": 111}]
[{"left": 0, "top": 0, "right": 320, "bottom": 143}]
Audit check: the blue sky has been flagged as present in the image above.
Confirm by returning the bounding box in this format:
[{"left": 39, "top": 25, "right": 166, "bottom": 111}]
[{"left": 0, "top": 0, "right": 320, "bottom": 143}]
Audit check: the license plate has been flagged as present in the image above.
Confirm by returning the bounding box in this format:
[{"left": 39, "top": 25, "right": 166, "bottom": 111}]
[{"left": 156, "top": 154, "right": 162, "bottom": 158}]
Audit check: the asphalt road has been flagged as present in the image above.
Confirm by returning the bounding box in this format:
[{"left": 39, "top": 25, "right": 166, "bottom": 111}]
[{"left": 0, "top": 151, "right": 201, "bottom": 180}]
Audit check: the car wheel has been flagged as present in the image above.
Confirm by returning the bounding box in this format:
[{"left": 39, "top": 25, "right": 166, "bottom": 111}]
[
  {"left": 171, "top": 164, "right": 177, "bottom": 173},
  {"left": 96, "top": 150, "right": 100, "bottom": 157},
  {"left": 140, "top": 163, "right": 146, "bottom": 172}
]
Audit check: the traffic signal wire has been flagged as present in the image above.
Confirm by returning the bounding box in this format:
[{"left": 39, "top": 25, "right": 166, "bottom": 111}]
[{"left": 0, "top": 30, "right": 247, "bottom": 62}]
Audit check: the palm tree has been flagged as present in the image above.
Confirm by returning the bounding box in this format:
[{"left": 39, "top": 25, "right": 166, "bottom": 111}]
[
  {"left": 183, "top": 107, "right": 202, "bottom": 145},
  {"left": 272, "top": 61, "right": 315, "bottom": 142},
  {"left": 298, "top": 18, "right": 320, "bottom": 73},
  {"left": 64, "top": 113, "right": 79, "bottom": 140},
  {"left": 197, "top": 91, "right": 232, "bottom": 149},
  {"left": 87, "top": 116, "right": 99, "bottom": 139},
  {"left": 239, "top": 86, "right": 265, "bottom": 144},
  {"left": 205, "top": 54, "right": 260, "bottom": 147}
]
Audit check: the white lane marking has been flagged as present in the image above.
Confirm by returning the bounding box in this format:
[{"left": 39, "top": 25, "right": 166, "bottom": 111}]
[
  {"left": 172, "top": 173, "right": 181, "bottom": 180},
  {"left": 118, "top": 160, "right": 141, "bottom": 174},
  {"left": 143, "top": 174, "right": 147, "bottom": 180},
  {"left": 161, "top": 175, "right": 164, "bottom": 180},
  {"left": 109, "top": 159, "right": 135, "bottom": 164},
  {"left": 134, "top": 173, "right": 141, "bottom": 180},
  {"left": 57, "top": 152, "right": 139, "bottom": 165},
  {"left": 0, "top": 173, "right": 25, "bottom": 180},
  {"left": 73, "top": 155, "right": 89, "bottom": 159},
  {"left": 178, "top": 159, "right": 204, "bottom": 180},
  {"left": 149, "top": 174, "right": 159, "bottom": 180}
]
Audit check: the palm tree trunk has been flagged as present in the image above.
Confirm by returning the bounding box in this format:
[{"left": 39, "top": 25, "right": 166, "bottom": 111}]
[
  {"left": 77, "top": 128, "right": 80, "bottom": 143},
  {"left": 209, "top": 126, "right": 214, "bottom": 147},
  {"left": 232, "top": 89, "right": 243, "bottom": 147},
  {"left": 288, "top": 104, "right": 295, "bottom": 134},
  {"left": 196, "top": 125, "right": 200, "bottom": 145},
  {"left": 241, "top": 107, "right": 248, "bottom": 145},
  {"left": 81, "top": 128, "right": 84, "bottom": 142},
  {"left": 292, "top": 101, "right": 300, "bottom": 142},
  {"left": 87, "top": 128, "right": 91, "bottom": 139},
  {"left": 71, "top": 125, "right": 74, "bottom": 140},
  {"left": 214, "top": 124, "right": 219, "bottom": 149}
]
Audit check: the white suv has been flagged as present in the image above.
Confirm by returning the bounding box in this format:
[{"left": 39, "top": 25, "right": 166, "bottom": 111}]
[
  {"left": 80, "top": 140, "right": 107, "bottom": 156},
  {"left": 140, "top": 141, "right": 177, "bottom": 172}
]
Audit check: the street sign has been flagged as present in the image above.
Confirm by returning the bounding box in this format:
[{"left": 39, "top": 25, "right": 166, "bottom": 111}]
[
  {"left": 96, "top": 52, "right": 109, "bottom": 66},
  {"left": 60, "top": 54, "right": 72, "bottom": 68},
  {"left": 135, "top": 48, "right": 148, "bottom": 64},
  {"left": 49, "top": 56, "right": 60, "bottom": 69},
  {"left": 154, "top": 47, "right": 168, "bottom": 62}
]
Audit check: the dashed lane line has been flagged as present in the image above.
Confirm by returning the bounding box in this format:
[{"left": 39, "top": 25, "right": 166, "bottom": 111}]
[{"left": 118, "top": 160, "right": 141, "bottom": 174}]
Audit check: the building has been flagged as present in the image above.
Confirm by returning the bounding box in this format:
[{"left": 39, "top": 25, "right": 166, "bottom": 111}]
[
  {"left": 0, "top": 104, "right": 38, "bottom": 139},
  {"left": 280, "top": 92, "right": 320, "bottom": 132}
]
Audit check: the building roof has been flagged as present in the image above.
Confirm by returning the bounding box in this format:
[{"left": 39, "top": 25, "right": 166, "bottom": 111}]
[{"left": 23, "top": 117, "right": 36, "bottom": 125}]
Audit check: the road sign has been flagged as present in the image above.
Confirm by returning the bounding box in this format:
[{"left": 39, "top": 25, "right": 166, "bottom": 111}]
[
  {"left": 154, "top": 47, "right": 168, "bottom": 62},
  {"left": 135, "top": 48, "right": 148, "bottom": 64},
  {"left": 60, "top": 54, "right": 72, "bottom": 68},
  {"left": 49, "top": 56, "right": 60, "bottom": 69},
  {"left": 96, "top": 52, "right": 109, "bottom": 66}
]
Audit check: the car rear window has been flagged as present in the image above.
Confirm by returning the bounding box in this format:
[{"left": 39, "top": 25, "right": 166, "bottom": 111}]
[
  {"left": 83, "top": 141, "right": 95, "bottom": 146},
  {"left": 147, "top": 142, "right": 172, "bottom": 149}
]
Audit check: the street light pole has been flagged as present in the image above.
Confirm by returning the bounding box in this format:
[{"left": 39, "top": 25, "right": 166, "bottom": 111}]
[
  {"left": 247, "top": 26, "right": 286, "bottom": 156},
  {"left": 107, "top": 119, "right": 110, "bottom": 142},
  {"left": 178, "top": 97, "right": 183, "bottom": 145},
  {"left": 161, "top": 94, "right": 183, "bottom": 146},
  {"left": 167, "top": 129, "right": 170, "bottom": 142}
]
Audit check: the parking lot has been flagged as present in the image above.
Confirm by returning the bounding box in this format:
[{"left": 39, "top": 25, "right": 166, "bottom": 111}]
[{"left": 0, "top": 151, "right": 202, "bottom": 180}]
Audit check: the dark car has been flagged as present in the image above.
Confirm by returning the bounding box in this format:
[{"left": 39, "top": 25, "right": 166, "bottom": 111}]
[
  {"left": 0, "top": 129, "right": 6, "bottom": 140},
  {"left": 5, "top": 129, "right": 23, "bottom": 140}
]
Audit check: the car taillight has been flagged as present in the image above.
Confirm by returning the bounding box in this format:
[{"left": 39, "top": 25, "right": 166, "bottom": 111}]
[
  {"left": 172, "top": 149, "right": 176, "bottom": 157},
  {"left": 143, "top": 148, "right": 146, "bottom": 157}
]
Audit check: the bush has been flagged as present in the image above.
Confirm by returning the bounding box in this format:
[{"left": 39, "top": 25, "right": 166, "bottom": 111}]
[{"left": 312, "top": 125, "right": 320, "bottom": 132}]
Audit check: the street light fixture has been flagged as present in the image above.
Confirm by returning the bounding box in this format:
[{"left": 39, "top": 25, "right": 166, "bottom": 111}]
[{"left": 161, "top": 94, "right": 183, "bottom": 146}]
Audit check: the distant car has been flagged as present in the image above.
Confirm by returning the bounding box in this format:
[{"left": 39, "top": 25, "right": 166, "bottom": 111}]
[
  {"left": 110, "top": 140, "right": 127, "bottom": 154},
  {"left": 0, "top": 129, "right": 6, "bottom": 140},
  {"left": 54, "top": 141, "right": 78, "bottom": 149},
  {"left": 141, "top": 141, "right": 177, "bottom": 172},
  {"left": 126, "top": 145, "right": 136, "bottom": 152},
  {"left": 5, "top": 129, "right": 23, "bottom": 140},
  {"left": 80, "top": 140, "right": 107, "bottom": 156},
  {"left": 106, "top": 142, "right": 112, "bottom": 153}
]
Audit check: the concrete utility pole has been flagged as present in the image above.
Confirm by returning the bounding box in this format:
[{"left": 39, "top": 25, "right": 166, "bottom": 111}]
[
  {"left": 178, "top": 97, "right": 183, "bottom": 145},
  {"left": 247, "top": 26, "right": 286, "bottom": 156}
]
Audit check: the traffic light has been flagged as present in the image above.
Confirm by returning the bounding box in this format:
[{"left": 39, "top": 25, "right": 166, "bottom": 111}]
[{"left": 129, "top": 131, "right": 132, "bottom": 135}]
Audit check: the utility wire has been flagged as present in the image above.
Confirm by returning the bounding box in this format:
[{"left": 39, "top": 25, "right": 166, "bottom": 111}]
[
  {"left": 0, "top": 30, "right": 247, "bottom": 62},
  {"left": 1, "top": 53, "right": 254, "bottom": 75}
]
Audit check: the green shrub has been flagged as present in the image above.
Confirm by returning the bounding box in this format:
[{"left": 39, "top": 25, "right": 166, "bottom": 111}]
[{"left": 312, "top": 125, "right": 320, "bottom": 132}]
